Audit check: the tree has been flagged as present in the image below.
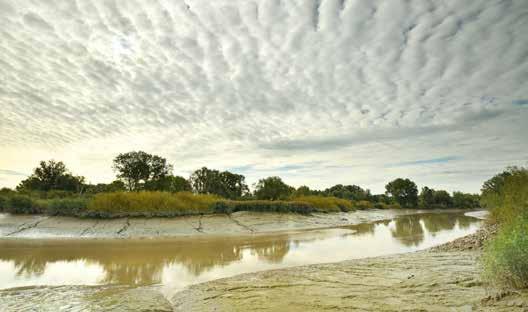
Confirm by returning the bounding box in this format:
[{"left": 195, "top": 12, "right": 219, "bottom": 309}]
[
  {"left": 432, "top": 190, "right": 453, "bottom": 209},
  {"left": 294, "top": 185, "right": 314, "bottom": 197},
  {"left": 189, "top": 167, "right": 248, "bottom": 199},
  {"left": 254, "top": 176, "right": 294, "bottom": 200},
  {"left": 16, "top": 160, "right": 85, "bottom": 193},
  {"left": 480, "top": 166, "right": 520, "bottom": 209},
  {"left": 113, "top": 151, "right": 172, "bottom": 191},
  {"left": 453, "top": 192, "right": 480, "bottom": 208},
  {"left": 145, "top": 175, "right": 191, "bottom": 193},
  {"left": 419, "top": 186, "right": 435, "bottom": 208},
  {"left": 85, "top": 180, "right": 127, "bottom": 194},
  {"left": 323, "top": 184, "right": 370, "bottom": 201},
  {"left": 385, "top": 178, "right": 418, "bottom": 208}
]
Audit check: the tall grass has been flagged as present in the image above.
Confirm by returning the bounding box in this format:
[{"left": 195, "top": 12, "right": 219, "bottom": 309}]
[
  {"left": 481, "top": 167, "right": 528, "bottom": 290},
  {"left": 488, "top": 169, "right": 528, "bottom": 224},
  {"left": 214, "top": 200, "right": 316, "bottom": 214},
  {"left": 482, "top": 215, "right": 528, "bottom": 289},
  {"left": 293, "top": 196, "right": 354, "bottom": 212},
  {"left": 86, "top": 192, "right": 220, "bottom": 218}
]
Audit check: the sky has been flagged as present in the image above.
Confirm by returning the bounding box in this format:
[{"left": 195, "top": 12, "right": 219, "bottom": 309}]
[{"left": 0, "top": 0, "right": 527, "bottom": 193}]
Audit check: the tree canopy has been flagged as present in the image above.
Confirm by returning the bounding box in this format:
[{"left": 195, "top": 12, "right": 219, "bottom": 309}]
[
  {"left": 254, "top": 176, "right": 294, "bottom": 200},
  {"left": 385, "top": 178, "right": 418, "bottom": 208},
  {"left": 113, "top": 151, "right": 172, "bottom": 191},
  {"left": 189, "top": 167, "right": 248, "bottom": 199},
  {"left": 16, "top": 160, "right": 85, "bottom": 193}
]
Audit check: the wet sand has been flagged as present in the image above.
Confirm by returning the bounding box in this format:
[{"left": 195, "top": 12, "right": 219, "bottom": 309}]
[{"left": 171, "top": 250, "right": 528, "bottom": 311}]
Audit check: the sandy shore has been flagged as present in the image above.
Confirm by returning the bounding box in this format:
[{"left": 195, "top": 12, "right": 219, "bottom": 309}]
[
  {"left": 171, "top": 252, "right": 526, "bottom": 311},
  {"left": 0, "top": 209, "right": 476, "bottom": 239}
]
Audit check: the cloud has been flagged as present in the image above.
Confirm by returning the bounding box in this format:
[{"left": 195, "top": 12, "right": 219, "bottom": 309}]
[
  {"left": 513, "top": 99, "right": 528, "bottom": 106},
  {"left": 0, "top": 0, "right": 527, "bottom": 192},
  {"left": 385, "top": 156, "right": 462, "bottom": 168},
  {"left": 0, "top": 169, "right": 28, "bottom": 177}
]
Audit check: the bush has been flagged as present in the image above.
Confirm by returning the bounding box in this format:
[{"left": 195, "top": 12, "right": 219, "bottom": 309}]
[
  {"left": 46, "top": 197, "right": 90, "bottom": 216},
  {"left": 0, "top": 195, "right": 6, "bottom": 212},
  {"left": 214, "top": 200, "right": 316, "bottom": 214},
  {"left": 482, "top": 216, "right": 528, "bottom": 289},
  {"left": 5, "top": 195, "right": 43, "bottom": 214},
  {"left": 293, "top": 196, "right": 354, "bottom": 212},
  {"left": 86, "top": 191, "right": 220, "bottom": 218},
  {"left": 354, "top": 200, "right": 374, "bottom": 210},
  {"left": 488, "top": 168, "right": 528, "bottom": 224}
]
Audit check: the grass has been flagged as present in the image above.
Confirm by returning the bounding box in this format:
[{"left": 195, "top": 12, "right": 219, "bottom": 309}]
[
  {"left": 293, "top": 196, "right": 354, "bottom": 212},
  {"left": 86, "top": 192, "right": 220, "bottom": 218},
  {"left": 482, "top": 215, "right": 528, "bottom": 289},
  {"left": 0, "top": 191, "right": 411, "bottom": 218},
  {"left": 481, "top": 167, "right": 528, "bottom": 290}
]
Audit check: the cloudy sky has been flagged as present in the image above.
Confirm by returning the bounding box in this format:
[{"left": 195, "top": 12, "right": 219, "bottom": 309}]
[{"left": 0, "top": 0, "right": 527, "bottom": 193}]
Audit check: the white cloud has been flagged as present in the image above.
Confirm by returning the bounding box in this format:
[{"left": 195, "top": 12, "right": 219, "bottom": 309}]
[{"left": 0, "top": 0, "right": 527, "bottom": 192}]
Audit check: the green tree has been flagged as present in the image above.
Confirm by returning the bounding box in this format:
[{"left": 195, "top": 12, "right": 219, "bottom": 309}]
[
  {"left": 432, "top": 190, "right": 453, "bottom": 209},
  {"left": 452, "top": 192, "right": 480, "bottom": 208},
  {"left": 294, "top": 185, "right": 314, "bottom": 197},
  {"left": 385, "top": 178, "right": 418, "bottom": 208},
  {"left": 113, "top": 151, "right": 172, "bottom": 191},
  {"left": 145, "top": 175, "right": 191, "bottom": 193},
  {"left": 323, "top": 184, "right": 370, "bottom": 201},
  {"left": 480, "top": 166, "right": 520, "bottom": 209},
  {"left": 189, "top": 167, "right": 248, "bottom": 199},
  {"left": 419, "top": 186, "right": 435, "bottom": 208},
  {"left": 85, "top": 180, "right": 127, "bottom": 194},
  {"left": 16, "top": 160, "right": 85, "bottom": 193},
  {"left": 254, "top": 176, "right": 294, "bottom": 200}
]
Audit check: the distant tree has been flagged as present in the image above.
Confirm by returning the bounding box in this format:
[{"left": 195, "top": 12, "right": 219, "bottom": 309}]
[
  {"left": 16, "top": 160, "right": 85, "bottom": 193},
  {"left": 419, "top": 187, "right": 435, "bottom": 208},
  {"left": 85, "top": 180, "right": 127, "bottom": 194},
  {"left": 113, "top": 151, "right": 172, "bottom": 191},
  {"left": 254, "top": 176, "right": 294, "bottom": 200},
  {"left": 453, "top": 192, "right": 480, "bottom": 208},
  {"left": 323, "top": 184, "right": 370, "bottom": 201},
  {"left": 294, "top": 185, "right": 314, "bottom": 197},
  {"left": 480, "top": 166, "right": 520, "bottom": 209},
  {"left": 432, "top": 190, "right": 453, "bottom": 209},
  {"left": 145, "top": 175, "right": 192, "bottom": 193},
  {"left": 385, "top": 178, "right": 418, "bottom": 208},
  {"left": 189, "top": 167, "right": 248, "bottom": 199}
]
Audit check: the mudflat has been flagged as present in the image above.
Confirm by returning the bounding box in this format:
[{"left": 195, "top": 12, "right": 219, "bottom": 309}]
[{"left": 0, "top": 209, "right": 469, "bottom": 239}]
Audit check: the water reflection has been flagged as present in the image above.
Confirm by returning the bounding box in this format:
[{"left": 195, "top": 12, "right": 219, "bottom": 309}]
[{"left": 0, "top": 212, "right": 481, "bottom": 292}]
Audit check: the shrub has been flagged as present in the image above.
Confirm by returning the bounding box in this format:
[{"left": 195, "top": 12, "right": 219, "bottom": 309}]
[
  {"left": 293, "top": 196, "right": 354, "bottom": 212},
  {"left": 488, "top": 168, "right": 528, "bottom": 224},
  {"left": 86, "top": 191, "right": 220, "bottom": 218},
  {"left": 214, "top": 200, "right": 316, "bottom": 214},
  {"left": 482, "top": 216, "right": 528, "bottom": 289},
  {"left": 0, "top": 195, "right": 6, "bottom": 212},
  {"left": 354, "top": 200, "right": 374, "bottom": 210},
  {"left": 6, "top": 195, "right": 43, "bottom": 214},
  {"left": 46, "top": 197, "right": 90, "bottom": 216}
]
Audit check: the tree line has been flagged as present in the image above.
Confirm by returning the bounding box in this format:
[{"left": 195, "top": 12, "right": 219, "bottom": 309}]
[{"left": 5, "top": 151, "right": 480, "bottom": 209}]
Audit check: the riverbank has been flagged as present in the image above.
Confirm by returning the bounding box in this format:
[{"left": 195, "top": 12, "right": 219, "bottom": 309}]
[
  {"left": 171, "top": 224, "right": 527, "bottom": 311},
  {"left": 0, "top": 209, "right": 476, "bottom": 239}
]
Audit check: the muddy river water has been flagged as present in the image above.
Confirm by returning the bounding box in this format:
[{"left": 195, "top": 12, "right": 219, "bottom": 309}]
[{"left": 0, "top": 211, "right": 482, "bottom": 301}]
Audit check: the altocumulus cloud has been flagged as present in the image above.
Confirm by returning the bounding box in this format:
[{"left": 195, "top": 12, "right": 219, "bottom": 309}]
[{"left": 0, "top": 0, "right": 527, "bottom": 192}]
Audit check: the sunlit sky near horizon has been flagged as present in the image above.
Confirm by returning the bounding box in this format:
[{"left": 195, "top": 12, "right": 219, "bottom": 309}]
[{"left": 0, "top": 0, "right": 527, "bottom": 193}]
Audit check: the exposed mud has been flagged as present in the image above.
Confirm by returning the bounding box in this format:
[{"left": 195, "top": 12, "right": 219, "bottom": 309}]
[
  {"left": 0, "top": 285, "right": 172, "bottom": 312},
  {"left": 171, "top": 251, "right": 528, "bottom": 311},
  {"left": 0, "top": 209, "right": 475, "bottom": 239}
]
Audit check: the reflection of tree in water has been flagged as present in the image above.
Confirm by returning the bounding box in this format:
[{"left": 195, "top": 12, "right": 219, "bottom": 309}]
[
  {"left": 390, "top": 215, "right": 424, "bottom": 247},
  {"left": 251, "top": 240, "right": 290, "bottom": 263},
  {"left": 0, "top": 236, "right": 292, "bottom": 286},
  {"left": 457, "top": 215, "right": 476, "bottom": 230},
  {"left": 421, "top": 214, "right": 458, "bottom": 234}
]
